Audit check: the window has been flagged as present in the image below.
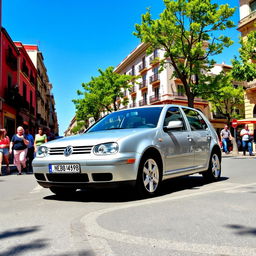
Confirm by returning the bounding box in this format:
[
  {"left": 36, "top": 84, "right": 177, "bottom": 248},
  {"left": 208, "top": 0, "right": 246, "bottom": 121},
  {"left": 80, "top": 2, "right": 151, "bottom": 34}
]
[
  {"left": 154, "top": 87, "right": 159, "bottom": 98},
  {"left": 183, "top": 108, "right": 208, "bottom": 131},
  {"left": 143, "top": 92, "right": 147, "bottom": 103},
  {"left": 8, "top": 76, "right": 12, "bottom": 90},
  {"left": 250, "top": 0, "right": 256, "bottom": 12},
  {"left": 131, "top": 65, "right": 135, "bottom": 76},
  {"left": 23, "top": 83, "right": 27, "bottom": 100},
  {"left": 142, "top": 56, "right": 146, "bottom": 68},
  {"left": 30, "top": 91, "right": 33, "bottom": 106},
  {"left": 164, "top": 107, "right": 186, "bottom": 131},
  {"left": 153, "top": 67, "right": 158, "bottom": 75},
  {"left": 253, "top": 105, "right": 256, "bottom": 118}
]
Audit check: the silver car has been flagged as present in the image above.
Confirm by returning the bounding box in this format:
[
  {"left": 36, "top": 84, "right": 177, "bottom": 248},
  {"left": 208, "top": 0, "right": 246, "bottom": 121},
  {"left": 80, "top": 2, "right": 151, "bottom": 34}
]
[{"left": 33, "top": 105, "right": 221, "bottom": 196}]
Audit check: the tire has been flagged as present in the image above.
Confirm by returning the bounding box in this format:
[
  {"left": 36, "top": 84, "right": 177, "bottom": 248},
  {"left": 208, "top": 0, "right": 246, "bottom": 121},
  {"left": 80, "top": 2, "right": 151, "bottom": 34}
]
[
  {"left": 49, "top": 187, "right": 76, "bottom": 196},
  {"left": 136, "top": 154, "right": 162, "bottom": 196},
  {"left": 202, "top": 152, "right": 221, "bottom": 182}
]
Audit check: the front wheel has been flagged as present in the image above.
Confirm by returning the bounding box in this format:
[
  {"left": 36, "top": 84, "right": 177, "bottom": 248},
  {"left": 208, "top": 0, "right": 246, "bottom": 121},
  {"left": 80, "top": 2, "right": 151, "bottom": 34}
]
[
  {"left": 202, "top": 152, "right": 221, "bottom": 182},
  {"left": 136, "top": 155, "right": 162, "bottom": 197}
]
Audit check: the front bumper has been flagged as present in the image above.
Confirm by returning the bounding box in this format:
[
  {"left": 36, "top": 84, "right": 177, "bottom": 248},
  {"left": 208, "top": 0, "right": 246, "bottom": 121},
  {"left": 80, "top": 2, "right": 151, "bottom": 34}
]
[{"left": 32, "top": 152, "right": 140, "bottom": 188}]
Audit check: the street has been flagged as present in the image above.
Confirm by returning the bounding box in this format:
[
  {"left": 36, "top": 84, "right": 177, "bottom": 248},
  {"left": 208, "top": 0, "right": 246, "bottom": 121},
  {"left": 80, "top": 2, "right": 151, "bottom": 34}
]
[{"left": 0, "top": 157, "right": 256, "bottom": 256}]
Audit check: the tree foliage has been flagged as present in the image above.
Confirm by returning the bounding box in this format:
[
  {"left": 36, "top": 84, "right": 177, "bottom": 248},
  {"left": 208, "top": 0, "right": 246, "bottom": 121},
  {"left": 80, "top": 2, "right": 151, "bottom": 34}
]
[
  {"left": 202, "top": 72, "right": 244, "bottom": 124},
  {"left": 134, "top": 0, "right": 235, "bottom": 107},
  {"left": 73, "top": 66, "right": 134, "bottom": 122},
  {"left": 232, "top": 30, "right": 256, "bottom": 82}
]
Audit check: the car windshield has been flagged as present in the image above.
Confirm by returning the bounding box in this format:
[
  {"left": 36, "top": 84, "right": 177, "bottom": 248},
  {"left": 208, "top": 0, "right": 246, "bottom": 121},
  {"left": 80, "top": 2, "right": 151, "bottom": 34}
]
[{"left": 86, "top": 107, "right": 163, "bottom": 133}]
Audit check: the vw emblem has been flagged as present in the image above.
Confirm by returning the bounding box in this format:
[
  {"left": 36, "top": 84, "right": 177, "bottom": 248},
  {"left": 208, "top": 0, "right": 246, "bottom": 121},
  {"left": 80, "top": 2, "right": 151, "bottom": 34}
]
[{"left": 64, "top": 146, "right": 73, "bottom": 157}]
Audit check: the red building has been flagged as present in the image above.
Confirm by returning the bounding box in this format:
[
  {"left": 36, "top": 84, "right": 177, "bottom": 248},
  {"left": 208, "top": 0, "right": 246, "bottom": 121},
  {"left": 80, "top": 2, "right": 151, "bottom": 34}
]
[
  {"left": 0, "top": 28, "right": 37, "bottom": 136},
  {"left": 0, "top": 28, "right": 19, "bottom": 136}
]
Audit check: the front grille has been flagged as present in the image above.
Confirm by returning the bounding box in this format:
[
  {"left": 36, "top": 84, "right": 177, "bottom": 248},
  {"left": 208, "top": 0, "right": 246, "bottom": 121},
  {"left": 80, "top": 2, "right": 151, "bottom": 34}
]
[
  {"left": 46, "top": 173, "right": 89, "bottom": 182},
  {"left": 49, "top": 146, "right": 93, "bottom": 155}
]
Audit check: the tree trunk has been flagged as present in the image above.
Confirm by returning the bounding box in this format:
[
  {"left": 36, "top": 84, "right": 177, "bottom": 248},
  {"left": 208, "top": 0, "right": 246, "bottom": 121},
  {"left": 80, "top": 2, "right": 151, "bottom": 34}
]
[{"left": 186, "top": 91, "right": 194, "bottom": 108}]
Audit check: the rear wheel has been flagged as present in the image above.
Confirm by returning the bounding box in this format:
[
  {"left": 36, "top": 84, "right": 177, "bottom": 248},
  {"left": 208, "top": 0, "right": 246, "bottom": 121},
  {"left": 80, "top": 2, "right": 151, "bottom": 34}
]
[
  {"left": 202, "top": 152, "right": 221, "bottom": 182},
  {"left": 136, "top": 155, "right": 162, "bottom": 196},
  {"left": 49, "top": 187, "right": 76, "bottom": 196}
]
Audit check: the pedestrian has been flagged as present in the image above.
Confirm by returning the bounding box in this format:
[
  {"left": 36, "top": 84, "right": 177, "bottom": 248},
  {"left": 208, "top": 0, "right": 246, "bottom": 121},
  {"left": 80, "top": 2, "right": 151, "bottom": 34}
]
[
  {"left": 9, "top": 126, "right": 29, "bottom": 175},
  {"left": 240, "top": 124, "right": 255, "bottom": 156},
  {"left": 220, "top": 125, "right": 232, "bottom": 154},
  {"left": 1, "top": 129, "right": 11, "bottom": 175},
  {"left": 24, "top": 126, "right": 34, "bottom": 173},
  {"left": 0, "top": 129, "right": 11, "bottom": 175},
  {"left": 34, "top": 127, "right": 47, "bottom": 152},
  {"left": 46, "top": 127, "right": 55, "bottom": 142}
]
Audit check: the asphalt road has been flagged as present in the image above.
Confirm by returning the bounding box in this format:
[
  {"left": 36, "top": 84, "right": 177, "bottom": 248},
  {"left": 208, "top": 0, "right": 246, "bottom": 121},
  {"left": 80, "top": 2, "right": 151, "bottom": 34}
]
[{"left": 0, "top": 157, "right": 256, "bottom": 256}]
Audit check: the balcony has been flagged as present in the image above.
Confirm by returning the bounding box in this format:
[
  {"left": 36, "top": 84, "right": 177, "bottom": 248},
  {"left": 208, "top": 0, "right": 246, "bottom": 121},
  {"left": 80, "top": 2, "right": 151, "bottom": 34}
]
[
  {"left": 139, "top": 80, "right": 148, "bottom": 89},
  {"left": 138, "top": 63, "right": 147, "bottom": 73},
  {"left": 149, "top": 95, "right": 161, "bottom": 103},
  {"left": 130, "top": 86, "right": 136, "bottom": 94},
  {"left": 149, "top": 74, "right": 159, "bottom": 84},
  {"left": 4, "top": 87, "right": 20, "bottom": 107},
  {"left": 20, "top": 97, "right": 30, "bottom": 110},
  {"left": 139, "top": 99, "right": 148, "bottom": 106},
  {"left": 238, "top": 10, "right": 256, "bottom": 30}
]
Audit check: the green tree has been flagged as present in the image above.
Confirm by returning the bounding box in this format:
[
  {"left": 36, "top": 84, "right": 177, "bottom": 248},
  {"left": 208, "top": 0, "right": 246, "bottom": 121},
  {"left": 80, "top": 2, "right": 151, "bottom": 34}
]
[
  {"left": 232, "top": 30, "right": 256, "bottom": 82},
  {"left": 134, "top": 0, "right": 235, "bottom": 107},
  {"left": 73, "top": 66, "right": 134, "bottom": 122},
  {"left": 203, "top": 73, "right": 244, "bottom": 125}
]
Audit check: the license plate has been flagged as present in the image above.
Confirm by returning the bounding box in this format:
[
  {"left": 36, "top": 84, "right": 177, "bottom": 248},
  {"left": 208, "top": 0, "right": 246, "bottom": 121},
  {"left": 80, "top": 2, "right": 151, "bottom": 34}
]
[{"left": 49, "top": 164, "right": 81, "bottom": 173}]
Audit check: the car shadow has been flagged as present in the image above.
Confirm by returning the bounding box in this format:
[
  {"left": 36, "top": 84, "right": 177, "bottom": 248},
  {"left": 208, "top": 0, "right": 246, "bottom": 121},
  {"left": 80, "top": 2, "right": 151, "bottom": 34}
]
[
  {"left": 224, "top": 224, "right": 256, "bottom": 237},
  {"left": 43, "top": 175, "right": 229, "bottom": 203}
]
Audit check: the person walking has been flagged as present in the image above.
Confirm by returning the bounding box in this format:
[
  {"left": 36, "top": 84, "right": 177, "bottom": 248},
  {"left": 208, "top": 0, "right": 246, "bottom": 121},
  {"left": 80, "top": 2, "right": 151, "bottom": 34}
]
[
  {"left": 220, "top": 125, "right": 232, "bottom": 154},
  {"left": 24, "top": 126, "right": 34, "bottom": 173},
  {"left": 240, "top": 124, "right": 255, "bottom": 156},
  {"left": 34, "top": 127, "right": 47, "bottom": 152},
  {"left": 9, "top": 126, "right": 29, "bottom": 175},
  {"left": 0, "top": 129, "right": 10, "bottom": 175}
]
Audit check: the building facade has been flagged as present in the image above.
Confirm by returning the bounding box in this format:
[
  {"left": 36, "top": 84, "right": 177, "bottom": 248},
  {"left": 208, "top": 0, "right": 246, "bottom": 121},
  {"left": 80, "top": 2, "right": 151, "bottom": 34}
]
[
  {"left": 0, "top": 28, "right": 19, "bottom": 136},
  {"left": 24, "top": 45, "right": 59, "bottom": 135},
  {"left": 0, "top": 27, "right": 58, "bottom": 137},
  {"left": 238, "top": 0, "right": 256, "bottom": 120},
  {"left": 14, "top": 42, "right": 37, "bottom": 131}
]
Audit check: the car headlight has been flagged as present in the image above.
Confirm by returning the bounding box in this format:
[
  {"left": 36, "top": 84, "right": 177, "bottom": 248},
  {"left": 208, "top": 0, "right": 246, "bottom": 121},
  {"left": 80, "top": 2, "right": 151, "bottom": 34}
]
[
  {"left": 37, "top": 146, "right": 49, "bottom": 157},
  {"left": 94, "top": 142, "right": 119, "bottom": 155}
]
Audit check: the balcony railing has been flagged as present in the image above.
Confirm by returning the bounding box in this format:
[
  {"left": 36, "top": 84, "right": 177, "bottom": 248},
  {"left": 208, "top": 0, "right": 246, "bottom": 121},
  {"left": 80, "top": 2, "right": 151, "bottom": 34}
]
[
  {"left": 130, "top": 86, "right": 136, "bottom": 93},
  {"left": 139, "top": 99, "right": 148, "bottom": 106},
  {"left": 138, "top": 63, "right": 146, "bottom": 72},
  {"left": 139, "top": 80, "right": 148, "bottom": 89},
  {"left": 149, "top": 95, "right": 161, "bottom": 103},
  {"left": 149, "top": 74, "right": 159, "bottom": 83}
]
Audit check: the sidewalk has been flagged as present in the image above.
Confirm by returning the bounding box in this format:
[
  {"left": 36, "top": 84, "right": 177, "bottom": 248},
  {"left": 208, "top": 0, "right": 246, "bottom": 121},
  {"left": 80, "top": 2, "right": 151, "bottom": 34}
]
[
  {"left": 1, "top": 164, "right": 33, "bottom": 176},
  {"left": 222, "top": 151, "right": 256, "bottom": 159}
]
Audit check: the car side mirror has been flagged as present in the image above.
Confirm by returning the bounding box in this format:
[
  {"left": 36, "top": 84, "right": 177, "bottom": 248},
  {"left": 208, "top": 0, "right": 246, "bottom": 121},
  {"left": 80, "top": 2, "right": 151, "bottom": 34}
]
[{"left": 163, "top": 120, "right": 183, "bottom": 132}]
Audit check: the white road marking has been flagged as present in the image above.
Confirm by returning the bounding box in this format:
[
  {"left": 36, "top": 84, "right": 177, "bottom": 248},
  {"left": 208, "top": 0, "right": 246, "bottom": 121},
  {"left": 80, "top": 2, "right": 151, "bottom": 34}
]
[{"left": 82, "top": 182, "right": 256, "bottom": 256}]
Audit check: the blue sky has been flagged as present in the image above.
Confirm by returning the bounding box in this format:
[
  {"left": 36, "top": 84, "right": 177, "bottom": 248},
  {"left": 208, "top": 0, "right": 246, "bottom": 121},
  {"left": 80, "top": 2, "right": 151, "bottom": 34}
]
[{"left": 3, "top": 0, "right": 240, "bottom": 135}]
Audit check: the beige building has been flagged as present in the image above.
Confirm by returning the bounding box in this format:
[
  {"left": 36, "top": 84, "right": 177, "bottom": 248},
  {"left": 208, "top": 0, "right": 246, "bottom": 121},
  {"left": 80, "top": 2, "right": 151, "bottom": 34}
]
[
  {"left": 25, "top": 45, "right": 59, "bottom": 134},
  {"left": 115, "top": 43, "right": 210, "bottom": 116},
  {"left": 238, "top": 0, "right": 256, "bottom": 120}
]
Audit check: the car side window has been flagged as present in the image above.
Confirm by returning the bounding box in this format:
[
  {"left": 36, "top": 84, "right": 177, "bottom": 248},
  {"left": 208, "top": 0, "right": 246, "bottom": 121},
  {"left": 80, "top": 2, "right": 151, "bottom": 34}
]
[
  {"left": 164, "top": 107, "right": 186, "bottom": 131},
  {"left": 182, "top": 108, "right": 208, "bottom": 131}
]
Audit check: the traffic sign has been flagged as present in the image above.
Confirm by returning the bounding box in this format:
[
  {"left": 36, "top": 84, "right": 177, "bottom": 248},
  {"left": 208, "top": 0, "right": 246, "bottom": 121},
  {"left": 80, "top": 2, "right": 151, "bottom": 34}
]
[{"left": 232, "top": 119, "right": 238, "bottom": 128}]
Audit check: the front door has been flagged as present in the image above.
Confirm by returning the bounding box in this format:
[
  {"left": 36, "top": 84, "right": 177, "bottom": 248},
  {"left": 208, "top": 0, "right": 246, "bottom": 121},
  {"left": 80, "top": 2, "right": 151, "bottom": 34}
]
[{"left": 161, "top": 107, "right": 194, "bottom": 173}]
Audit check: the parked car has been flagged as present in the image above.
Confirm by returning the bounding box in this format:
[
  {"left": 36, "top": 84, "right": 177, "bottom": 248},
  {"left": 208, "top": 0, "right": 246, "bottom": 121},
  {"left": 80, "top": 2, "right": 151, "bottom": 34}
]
[{"left": 32, "top": 105, "right": 221, "bottom": 197}]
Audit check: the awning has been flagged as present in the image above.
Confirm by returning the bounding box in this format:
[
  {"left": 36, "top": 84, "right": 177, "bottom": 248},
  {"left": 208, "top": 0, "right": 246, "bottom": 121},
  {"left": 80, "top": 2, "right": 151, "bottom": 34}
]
[{"left": 237, "top": 118, "right": 256, "bottom": 124}]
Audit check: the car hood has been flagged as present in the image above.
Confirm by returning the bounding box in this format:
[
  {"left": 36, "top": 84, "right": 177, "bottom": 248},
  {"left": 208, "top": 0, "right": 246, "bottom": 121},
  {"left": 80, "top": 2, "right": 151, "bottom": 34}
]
[{"left": 43, "top": 128, "right": 155, "bottom": 147}]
